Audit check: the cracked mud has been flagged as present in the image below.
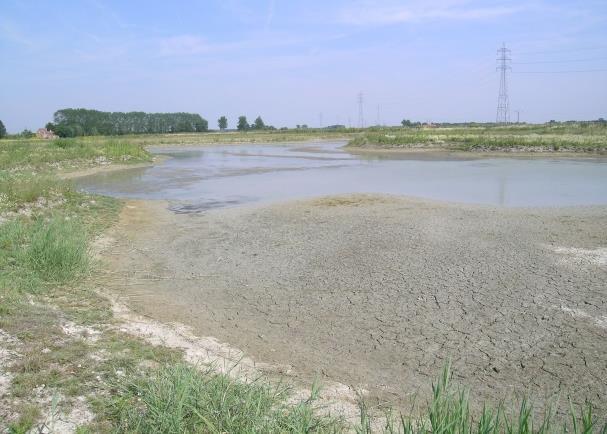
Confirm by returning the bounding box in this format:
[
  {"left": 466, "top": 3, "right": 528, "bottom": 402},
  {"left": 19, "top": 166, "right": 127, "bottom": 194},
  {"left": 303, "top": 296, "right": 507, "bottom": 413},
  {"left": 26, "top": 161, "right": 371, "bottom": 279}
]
[{"left": 99, "top": 195, "right": 607, "bottom": 415}]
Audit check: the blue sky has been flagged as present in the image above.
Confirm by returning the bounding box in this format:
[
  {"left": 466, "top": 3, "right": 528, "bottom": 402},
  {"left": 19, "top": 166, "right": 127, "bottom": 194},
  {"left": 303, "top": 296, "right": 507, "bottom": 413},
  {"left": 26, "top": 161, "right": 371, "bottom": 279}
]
[{"left": 1, "top": 0, "right": 606, "bottom": 132}]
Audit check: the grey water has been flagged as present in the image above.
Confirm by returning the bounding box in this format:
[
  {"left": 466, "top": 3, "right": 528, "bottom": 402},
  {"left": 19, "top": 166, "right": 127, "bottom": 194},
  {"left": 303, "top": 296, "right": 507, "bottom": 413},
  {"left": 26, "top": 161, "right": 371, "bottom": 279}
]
[{"left": 75, "top": 141, "right": 607, "bottom": 212}]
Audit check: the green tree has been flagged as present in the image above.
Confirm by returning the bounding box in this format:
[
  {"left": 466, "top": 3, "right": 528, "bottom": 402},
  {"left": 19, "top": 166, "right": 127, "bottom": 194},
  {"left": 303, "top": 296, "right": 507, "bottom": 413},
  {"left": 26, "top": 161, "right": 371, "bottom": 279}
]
[
  {"left": 0, "top": 120, "right": 6, "bottom": 139},
  {"left": 52, "top": 108, "right": 208, "bottom": 136},
  {"left": 237, "top": 116, "right": 249, "bottom": 131},
  {"left": 253, "top": 116, "right": 265, "bottom": 130},
  {"left": 218, "top": 116, "right": 228, "bottom": 131}
]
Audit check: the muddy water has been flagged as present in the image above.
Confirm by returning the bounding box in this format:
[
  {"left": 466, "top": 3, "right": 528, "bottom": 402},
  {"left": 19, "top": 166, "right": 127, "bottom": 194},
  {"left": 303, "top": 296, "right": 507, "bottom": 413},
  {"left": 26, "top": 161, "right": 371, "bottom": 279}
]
[{"left": 76, "top": 142, "right": 607, "bottom": 210}]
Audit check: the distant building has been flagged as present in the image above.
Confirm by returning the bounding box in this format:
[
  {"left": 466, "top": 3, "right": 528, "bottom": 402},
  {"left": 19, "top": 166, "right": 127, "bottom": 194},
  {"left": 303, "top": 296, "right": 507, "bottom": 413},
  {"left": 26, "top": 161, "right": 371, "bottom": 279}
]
[
  {"left": 324, "top": 125, "right": 346, "bottom": 130},
  {"left": 36, "top": 128, "right": 58, "bottom": 139}
]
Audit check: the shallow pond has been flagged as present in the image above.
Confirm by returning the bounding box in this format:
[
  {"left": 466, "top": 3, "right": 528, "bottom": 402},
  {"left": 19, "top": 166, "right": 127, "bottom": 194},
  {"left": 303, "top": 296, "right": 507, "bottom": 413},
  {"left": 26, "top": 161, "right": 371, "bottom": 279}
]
[{"left": 75, "top": 141, "right": 607, "bottom": 211}]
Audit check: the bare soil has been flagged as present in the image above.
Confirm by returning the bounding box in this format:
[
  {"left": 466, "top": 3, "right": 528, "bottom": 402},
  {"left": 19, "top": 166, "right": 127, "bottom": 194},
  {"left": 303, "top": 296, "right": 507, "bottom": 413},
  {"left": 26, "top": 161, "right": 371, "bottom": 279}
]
[
  {"left": 97, "top": 195, "right": 607, "bottom": 415},
  {"left": 57, "top": 155, "right": 168, "bottom": 180}
]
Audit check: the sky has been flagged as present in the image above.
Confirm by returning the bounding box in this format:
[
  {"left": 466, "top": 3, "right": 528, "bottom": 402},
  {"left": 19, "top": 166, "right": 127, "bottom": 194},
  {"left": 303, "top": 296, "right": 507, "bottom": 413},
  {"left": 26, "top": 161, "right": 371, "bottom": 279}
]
[{"left": 1, "top": 0, "right": 606, "bottom": 132}]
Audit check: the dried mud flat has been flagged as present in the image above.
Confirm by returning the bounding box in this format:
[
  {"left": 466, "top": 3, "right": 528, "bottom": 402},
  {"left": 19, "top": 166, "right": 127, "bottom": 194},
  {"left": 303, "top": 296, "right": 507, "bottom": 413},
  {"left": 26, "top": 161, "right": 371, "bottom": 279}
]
[{"left": 98, "top": 194, "right": 607, "bottom": 416}]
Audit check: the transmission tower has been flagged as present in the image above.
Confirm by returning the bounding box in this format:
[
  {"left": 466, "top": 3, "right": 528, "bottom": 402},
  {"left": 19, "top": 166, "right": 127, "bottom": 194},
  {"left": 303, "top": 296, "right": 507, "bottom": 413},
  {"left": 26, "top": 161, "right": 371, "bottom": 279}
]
[
  {"left": 496, "top": 43, "right": 511, "bottom": 124},
  {"left": 357, "top": 92, "right": 364, "bottom": 128}
]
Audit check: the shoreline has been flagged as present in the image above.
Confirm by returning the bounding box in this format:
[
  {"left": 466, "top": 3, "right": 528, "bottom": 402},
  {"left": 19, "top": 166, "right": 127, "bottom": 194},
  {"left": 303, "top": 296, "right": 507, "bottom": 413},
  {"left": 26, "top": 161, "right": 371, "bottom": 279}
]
[
  {"left": 56, "top": 140, "right": 342, "bottom": 181},
  {"left": 54, "top": 140, "right": 607, "bottom": 185},
  {"left": 57, "top": 155, "right": 168, "bottom": 180},
  {"left": 143, "top": 137, "right": 349, "bottom": 149},
  {"left": 344, "top": 144, "right": 607, "bottom": 159}
]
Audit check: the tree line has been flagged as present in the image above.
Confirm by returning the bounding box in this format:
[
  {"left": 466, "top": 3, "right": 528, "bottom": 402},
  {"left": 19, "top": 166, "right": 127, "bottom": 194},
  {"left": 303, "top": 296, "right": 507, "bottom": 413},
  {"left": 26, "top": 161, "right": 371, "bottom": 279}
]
[
  {"left": 216, "top": 115, "right": 275, "bottom": 131},
  {"left": 46, "top": 108, "right": 208, "bottom": 137}
]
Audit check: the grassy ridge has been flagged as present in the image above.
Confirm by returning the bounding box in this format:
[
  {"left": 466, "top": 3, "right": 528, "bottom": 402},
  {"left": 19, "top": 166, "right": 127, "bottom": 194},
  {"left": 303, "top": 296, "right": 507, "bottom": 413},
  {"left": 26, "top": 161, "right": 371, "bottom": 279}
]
[
  {"left": 347, "top": 124, "right": 607, "bottom": 152},
  {"left": 0, "top": 138, "right": 146, "bottom": 431},
  {"left": 0, "top": 137, "right": 152, "bottom": 172},
  {"left": 88, "top": 129, "right": 355, "bottom": 147}
]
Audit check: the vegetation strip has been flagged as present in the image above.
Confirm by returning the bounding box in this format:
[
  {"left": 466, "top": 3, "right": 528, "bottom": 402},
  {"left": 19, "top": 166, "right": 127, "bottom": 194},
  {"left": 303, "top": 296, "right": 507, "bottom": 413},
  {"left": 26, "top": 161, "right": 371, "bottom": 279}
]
[{"left": 346, "top": 123, "right": 607, "bottom": 153}]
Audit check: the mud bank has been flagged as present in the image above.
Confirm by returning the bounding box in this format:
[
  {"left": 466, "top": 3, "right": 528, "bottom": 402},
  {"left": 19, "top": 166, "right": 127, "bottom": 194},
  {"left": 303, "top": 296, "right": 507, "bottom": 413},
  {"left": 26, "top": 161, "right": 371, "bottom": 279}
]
[
  {"left": 58, "top": 155, "right": 168, "bottom": 180},
  {"left": 97, "top": 195, "right": 607, "bottom": 415},
  {"left": 344, "top": 144, "right": 607, "bottom": 159}
]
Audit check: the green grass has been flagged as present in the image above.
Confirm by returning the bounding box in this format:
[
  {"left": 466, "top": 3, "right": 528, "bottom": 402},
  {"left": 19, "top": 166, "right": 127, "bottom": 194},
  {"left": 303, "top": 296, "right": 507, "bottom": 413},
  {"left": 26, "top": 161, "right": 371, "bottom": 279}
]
[
  {"left": 97, "top": 362, "right": 607, "bottom": 433},
  {"left": 0, "top": 137, "right": 152, "bottom": 171},
  {"left": 356, "top": 363, "right": 606, "bottom": 434},
  {"left": 7, "top": 404, "right": 41, "bottom": 434},
  {"left": 0, "top": 215, "right": 90, "bottom": 296},
  {"left": 25, "top": 216, "right": 89, "bottom": 282},
  {"left": 347, "top": 124, "right": 607, "bottom": 152},
  {"left": 104, "top": 363, "right": 343, "bottom": 434},
  {"left": 0, "top": 172, "right": 72, "bottom": 212},
  {"left": 103, "top": 141, "right": 152, "bottom": 160}
]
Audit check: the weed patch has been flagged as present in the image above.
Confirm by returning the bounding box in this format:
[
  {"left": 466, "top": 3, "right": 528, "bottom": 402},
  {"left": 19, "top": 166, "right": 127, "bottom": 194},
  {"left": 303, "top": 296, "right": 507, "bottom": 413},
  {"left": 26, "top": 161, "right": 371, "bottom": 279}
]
[
  {"left": 357, "top": 364, "right": 606, "bottom": 433},
  {"left": 25, "top": 217, "right": 89, "bottom": 283},
  {"left": 104, "top": 363, "right": 343, "bottom": 433}
]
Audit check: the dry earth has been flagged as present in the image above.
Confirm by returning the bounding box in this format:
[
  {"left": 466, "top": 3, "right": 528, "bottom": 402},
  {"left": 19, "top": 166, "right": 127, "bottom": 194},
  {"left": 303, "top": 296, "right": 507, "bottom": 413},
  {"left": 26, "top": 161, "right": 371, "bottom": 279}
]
[
  {"left": 58, "top": 158, "right": 164, "bottom": 180},
  {"left": 97, "top": 195, "right": 607, "bottom": 416}
]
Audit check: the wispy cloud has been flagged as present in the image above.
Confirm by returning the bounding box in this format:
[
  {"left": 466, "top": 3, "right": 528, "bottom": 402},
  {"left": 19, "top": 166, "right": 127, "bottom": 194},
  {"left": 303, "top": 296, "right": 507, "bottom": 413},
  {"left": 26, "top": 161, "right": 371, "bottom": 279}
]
[
  {"left": 87, "top": 0, "right": 132, "bottom": 30},
  {"left": 0, "top": 19, "right": 35, "bottom": 48},
  {"left": 339, "top": 1, "right": 524, "bottom": 25},
  {"left": 159, "top": 35, "right": 212, "bottom": 56},
  {"left": 157, "top": 32, "right": 349, "bottom": 58},
  {"left": 265, "top": 0, "right": 276, "bottom": 29}
]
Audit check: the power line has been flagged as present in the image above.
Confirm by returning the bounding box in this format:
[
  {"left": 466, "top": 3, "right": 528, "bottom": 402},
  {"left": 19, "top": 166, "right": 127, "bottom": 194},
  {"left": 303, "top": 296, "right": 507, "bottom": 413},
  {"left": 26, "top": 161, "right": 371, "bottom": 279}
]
[
  {"left": 496, "top": 43, "right": 511, "bottom": 124},
  {"left": 516, "top": 45, "right": 607, "bottom": 56},
  {"left": 513, "top": 57, "right": 607, "bottom": 64},
  {"left": 513, "top": 68, "right": 607, "bottom": 74}
]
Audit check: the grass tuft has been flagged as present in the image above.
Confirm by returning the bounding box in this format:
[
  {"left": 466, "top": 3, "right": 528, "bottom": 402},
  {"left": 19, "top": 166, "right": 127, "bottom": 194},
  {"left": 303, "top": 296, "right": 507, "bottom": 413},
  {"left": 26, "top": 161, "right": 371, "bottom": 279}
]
[
  {"left": 7, "top": 404, "right": 41, "bottom": 434},
  {"left": 0, "top": 137, "right": 151, "bottom": 171},
  {"left": 103, "top": 141, "right": 151, "bottom": 161},
  {"left": 356, "top": 363, "right": 607, "bottom": 434},
  {"left": 0, "top": 172, "right": 71, "bottom": 211},
  {"left": 25, "top": 216, "right": 89, "bottom": 283},
  {"left": 105, "top": 363, "right": 343, "bottom": 433}
]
